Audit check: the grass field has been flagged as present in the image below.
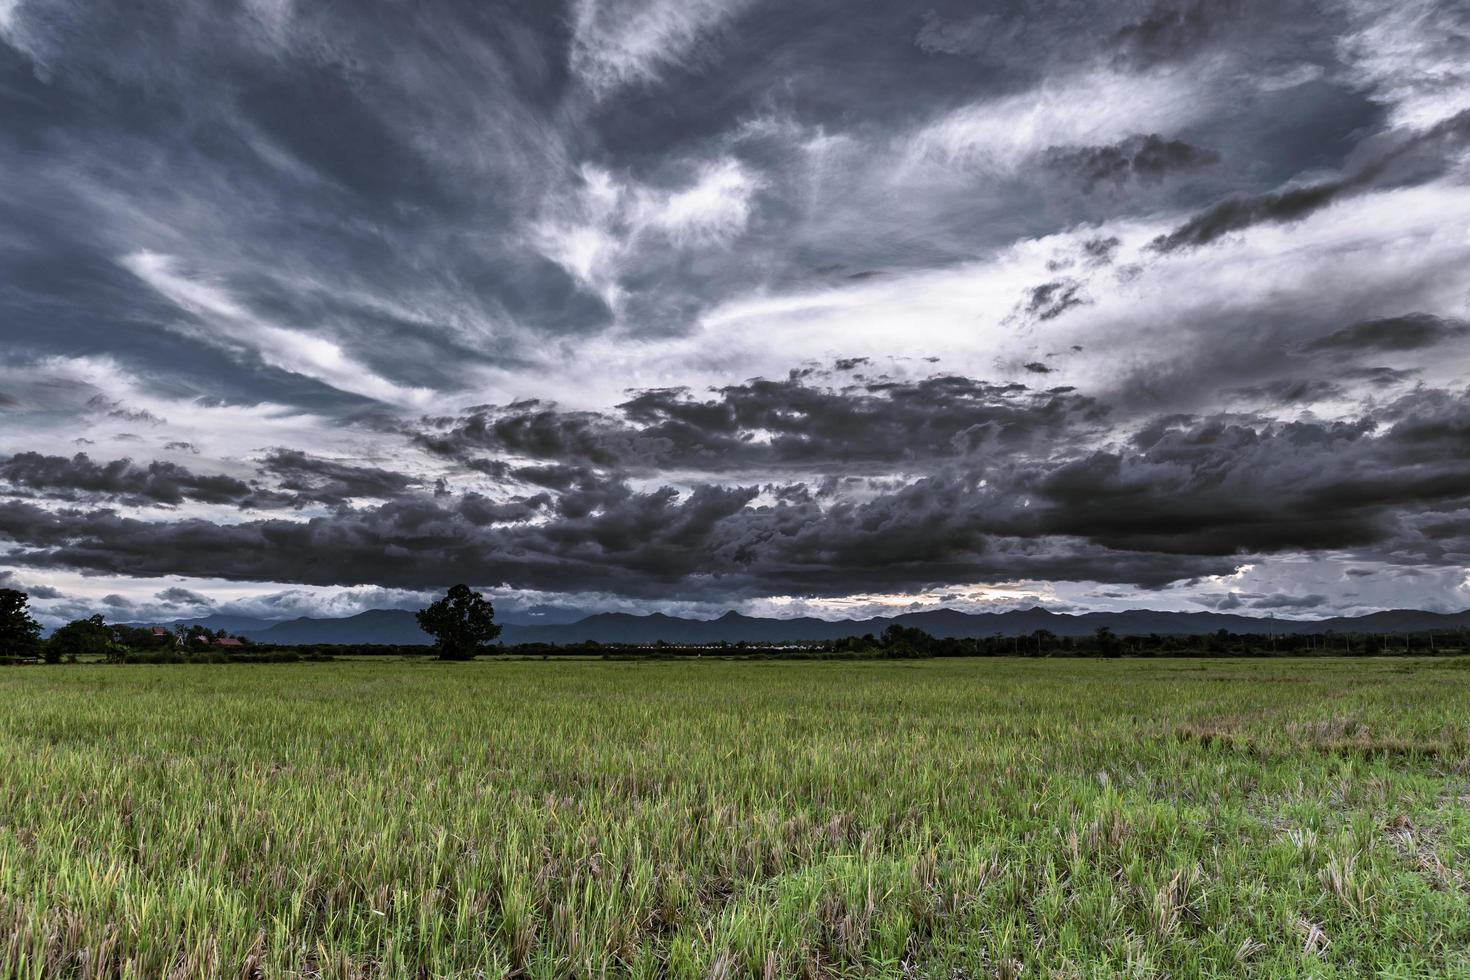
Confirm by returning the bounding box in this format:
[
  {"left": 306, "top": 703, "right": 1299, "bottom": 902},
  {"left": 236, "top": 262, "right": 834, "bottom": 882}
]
[{"left": 2, "top": 658, "right": 1468, "bottom": 978}]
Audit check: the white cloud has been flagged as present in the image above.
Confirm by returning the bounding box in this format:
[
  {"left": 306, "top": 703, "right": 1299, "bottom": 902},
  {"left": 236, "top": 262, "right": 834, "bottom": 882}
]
[
  {"left": 120, "top": 251, "right": 434, "bottom": 408},
  {"left": 569, "top": 0, "right": 754, "bottom": 96},
  {"left": 637, "top": 158, "right": 760, "bottom": 244},
  {"left": 242, "top": 0, "right": 293, "bottom": 43},
  {"left": 521, "top": 181, "right": 1470, "bottom": 412},
  {"left": 1253, "top": 63, "right": 1326, "bottom": 93},
  {"left": 0, "top": 353, "right": 375, "bottom": 468},
  {"left": 1339, "top": 0, "right": 1470, "bottom": 130},
  {"left": 744, "top": 585, "right": 1062, "bottom": 621},
  {"left": 532, "top": 158, "right": 761, "bottom": 308},
  {"left": 13, "top": 570, "right": 437, "bottom": 627},
  {"left": 1175, "top": 555, "right": 1470, "bottom": 618},
  {"left": 0, "top": 0, "right": 40, "bottom": 66},
  {"left": 531, "top": 166, "right": 626, "bottom": 307},
  {"left": 905, "top": 69, "right": 1214, "bottom": 175}
]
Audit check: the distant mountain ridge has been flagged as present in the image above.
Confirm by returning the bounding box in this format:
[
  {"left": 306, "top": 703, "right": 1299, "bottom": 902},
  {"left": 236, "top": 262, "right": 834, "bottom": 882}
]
[
  {"left": 116, "top": 614, "right": 283, "bottom": 635},
  {"left": 135, "top": 605, "right": 1470, "bottom": 646},
  {"left": 121, "top": 606, "right": 587, "bottom": 645}
]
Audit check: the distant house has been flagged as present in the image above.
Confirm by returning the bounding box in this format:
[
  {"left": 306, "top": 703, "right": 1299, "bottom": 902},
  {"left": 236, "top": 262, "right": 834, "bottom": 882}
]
[
  {"left": 186, "top": 632, "right": 246, "bottom": 648},
  {"left": 149, "top": 625, "right": 185, "bottom": 649}
]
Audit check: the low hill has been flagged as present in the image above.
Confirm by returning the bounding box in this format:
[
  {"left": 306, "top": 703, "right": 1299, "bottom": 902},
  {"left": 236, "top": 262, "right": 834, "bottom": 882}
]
[{"left": 212, "top": 605, "right": 1470, "bottom": 646}]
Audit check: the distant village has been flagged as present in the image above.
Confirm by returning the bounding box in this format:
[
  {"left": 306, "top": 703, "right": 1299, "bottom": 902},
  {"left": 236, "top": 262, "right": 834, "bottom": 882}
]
[
  {"left": 145, "top": 624, "right": 249, "bottom": 649},
  {"left": 0, "top": 589, "right": 258, "bottom": 663}
]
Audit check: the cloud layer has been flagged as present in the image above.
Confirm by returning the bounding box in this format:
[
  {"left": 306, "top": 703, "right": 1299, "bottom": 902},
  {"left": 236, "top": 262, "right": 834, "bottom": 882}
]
[{"left": 2, "top": 0, "right": 1468, "bottom": 623}]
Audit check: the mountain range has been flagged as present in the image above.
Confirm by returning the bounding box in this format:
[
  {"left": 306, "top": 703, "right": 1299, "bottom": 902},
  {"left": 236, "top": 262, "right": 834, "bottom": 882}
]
[{"left": 126, "top": 606, "right": 1470, "bottom": 646}]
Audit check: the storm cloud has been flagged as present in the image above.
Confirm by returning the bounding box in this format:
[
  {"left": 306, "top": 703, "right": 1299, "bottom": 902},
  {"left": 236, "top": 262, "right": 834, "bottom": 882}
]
[
  {"left": 0, "top": 452, "right": 254, "bottom": 507},
  {"left": 4, "top": 386, "right": 1470, "bottom": 610},
  {"left": 2, "top": 0, "right": 1468, "bottom": 622},
  {"left": 1042, "top": 134, "right": 1219, "bottom": 192},
  {"left": 1303, "top": 314, "right": 1469, "bottom": 355}
]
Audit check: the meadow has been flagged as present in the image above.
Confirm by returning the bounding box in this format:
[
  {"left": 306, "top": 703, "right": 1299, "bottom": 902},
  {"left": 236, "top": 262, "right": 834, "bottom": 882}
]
[{"left": 1, "top": 657, "right": 1467, "bottom": 978}]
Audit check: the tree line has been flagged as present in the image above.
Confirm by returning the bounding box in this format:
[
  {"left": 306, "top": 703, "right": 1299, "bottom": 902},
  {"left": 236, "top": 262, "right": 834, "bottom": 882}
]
[
  {"left": 4, "top": 586, "right": 1465, "bottom": 663},
  {"left": 0, "top": 588, "right": 268, "bottom": 663},
  {"left": 0, "top": 585, "right": 505, "bottom": 663},
  {"left": 513, "top": 623, "right": 1465, "bottom": 659}
]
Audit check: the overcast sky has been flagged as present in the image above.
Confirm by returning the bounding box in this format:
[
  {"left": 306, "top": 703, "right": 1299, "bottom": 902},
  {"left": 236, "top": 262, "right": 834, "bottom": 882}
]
[{"left": 2, "top": 0, "right": 1469, "bottom": 626}]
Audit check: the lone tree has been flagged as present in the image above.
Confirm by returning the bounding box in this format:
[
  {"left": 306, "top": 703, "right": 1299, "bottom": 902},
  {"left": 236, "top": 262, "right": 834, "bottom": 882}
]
[
  {"left": 0, "top": 589, "right": 43, "bottom": 659},
  {"left": 417, "top": 584, "right": 501, "bottom": 660}
]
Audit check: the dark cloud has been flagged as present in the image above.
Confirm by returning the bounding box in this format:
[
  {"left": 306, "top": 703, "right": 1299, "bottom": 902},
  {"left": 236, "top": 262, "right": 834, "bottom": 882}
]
[
  {"left": 1081, "top": 237, "right": 1121, "bottom": 264},
  {"left": 1042, "top": 134, "right": 1219, "bottom": 191},
  {"left": 1023, "top": 280, "right": 1088, "bottom": 321},
  {"left": 1151, "top": 177, "right": 1356, "bottom": 252},
  {"left": 917, "top": 0, "right": 1333, "bottom": 75},
  {"left": 1225, "top": 378, "right": 1342, "bottom": 405},
  {"left": 155, "top": 587, "right": 212, "bottom": 607},
  {"left": 1303, "top": 314, "right": 1469, "bottom": 354},
  {"left": 620, "top": 375, "right": 1105, "bottom": 468},
  {"left": 510, "top": 463, "right": 598, "bottom": 491},
  {"left": 258, "top": 449, "right": 419, "bottom": 506},
  {"left": 0, "top": 452, "right": 254, "bottom": 507},
  {"left": 0, "top": 570, "right": 62, "bottom": 600},
  {"left": 5, "top": 385, "right": 1470, "bottom": 601},
  {"left": 1153, "top": 111, "right": 1470, "bottom": 251},
  {"left": 418, "top": 374, "right": 1107, "bottom": 476},
  {"left": 1249, "top": 592, "right": 1328, "bottom": 610},
  {"left": 0, "top": 449, "right": 425, "bottom": 511},
  {"left": 1112, "top": 1, "right": 1222, "bottom": 67},
  {"left": 996, "top": 390, "right": 1470, "bottom": 559},
  {"left": 1108, "top": 0, "right": 1327, "bottom": 70},
  {"left": 415, "top": 402, "right": 638, "bottom": 470},
  {"left": 1341, "top": 367, "right": 1422, "bottom": 388},
  {"left": 457, "top": 491, "right": 551, "bottom": 526},
  {"left": 0, "top": 476, "right": 1230, "bottom": 597},
  {"left": 91, "top": 397, "right": 165, "bottom": 426}
]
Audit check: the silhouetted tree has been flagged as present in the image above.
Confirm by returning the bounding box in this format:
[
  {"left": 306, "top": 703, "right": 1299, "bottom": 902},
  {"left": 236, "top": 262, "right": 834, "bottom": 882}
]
[
  {"left": 416, "top": 585, "right": 501, "bottom": 660},
  {"left": 46, "top": 614, "right": 114, "bottom": 663},
  {"left": 0, "top": 589, "right": 43, "bottom": 659},
  {"left": 877, "top": 623, "right": 940, "bottom": 658},
  {"left": 1094, "top": 625, "right": 1122, "bottom": 658}
]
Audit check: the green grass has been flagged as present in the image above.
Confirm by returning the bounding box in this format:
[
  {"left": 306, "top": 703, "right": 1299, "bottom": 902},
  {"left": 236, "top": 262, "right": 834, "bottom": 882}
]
[{"left": 1, "top": 658, "right": 1468, "bottom": 978}]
